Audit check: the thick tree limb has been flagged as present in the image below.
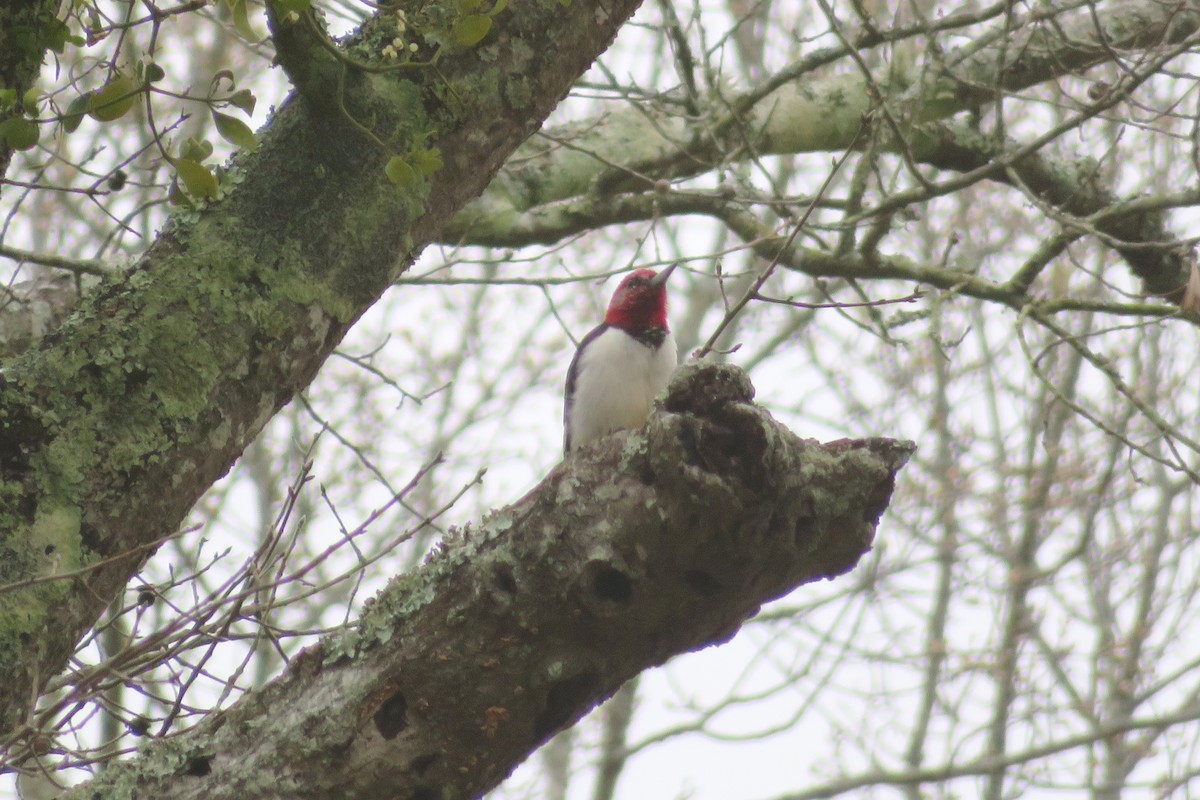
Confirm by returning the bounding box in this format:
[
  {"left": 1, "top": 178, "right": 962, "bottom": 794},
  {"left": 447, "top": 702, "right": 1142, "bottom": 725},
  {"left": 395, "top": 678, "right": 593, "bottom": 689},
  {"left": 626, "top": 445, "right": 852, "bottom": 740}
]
[
  {"left": 53, "top": 363, "right": 914, "bottom": 800},
  {"left": 0, "top": 0, "right": 644, "bottom": 739},
  {"left": 443, "top": 0, "right": 1200, "bottom": 301},
  {"left": 919, "top": 120, "right": 1195, "bottom": 301}
]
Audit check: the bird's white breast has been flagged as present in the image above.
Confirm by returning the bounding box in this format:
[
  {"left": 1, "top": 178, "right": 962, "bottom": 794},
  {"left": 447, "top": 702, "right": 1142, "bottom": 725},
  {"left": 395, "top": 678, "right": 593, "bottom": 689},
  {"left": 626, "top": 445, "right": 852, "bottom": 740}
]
[{"left": 569, "top": 327, "right": 677, "bottom": 450}]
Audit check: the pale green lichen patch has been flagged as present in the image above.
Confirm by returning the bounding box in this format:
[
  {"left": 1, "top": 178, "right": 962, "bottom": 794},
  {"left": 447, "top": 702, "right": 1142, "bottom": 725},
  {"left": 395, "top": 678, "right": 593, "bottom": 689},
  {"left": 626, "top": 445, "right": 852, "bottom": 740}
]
[
  {"left": 28, "top": 504, "right": 82, "bottom": 573},
  {"left": 180, "top": 218, "right": 357, "bottom": 326},
  {"left": 325, "top": 565, "right": 441, "bottom": 665},
  {"left": 0, "top": 504, "right": 82, "bottom": 664},
  {"left": 503, "top": 76, "right": 533, "bottom": 110},
  {"left": 753, "top": 74, "right": 870, "bottom": 154},
  {"left": 506, "top": 38, "right": 533, "bottom": 69},
  {"left": 555, "top": 475, "right": 578, "bottom": 504},
  {"left": 617, "top": 429, "right": 649, "bottom": 472},
  {"left": 327, "top": 493, "right": 535, "bottom": 664},
  {"left": 209, "top": 418, "right": 234, "bottom": 451},
  {"left": 8, "top": 261, "right": 241, "bottom": 505},
  {"left": 34, "top": 434, "right": 91, "bottom": 495},
  {"left": 141, "top": 316, "right": 220, "bottom": 420},
  {"left": 485, "top": 507, "right": 515, "bottom": 534}
]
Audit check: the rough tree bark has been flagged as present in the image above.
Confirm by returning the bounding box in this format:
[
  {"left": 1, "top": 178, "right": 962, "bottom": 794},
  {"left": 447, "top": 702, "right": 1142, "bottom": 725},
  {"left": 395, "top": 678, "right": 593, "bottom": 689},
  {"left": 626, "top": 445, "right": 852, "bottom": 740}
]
[
  {"left": 0, "top": 0, "right": 646, "bottom": 740},
  {"left": 49, "top": 363, "right": 913, "bottom": 800}
]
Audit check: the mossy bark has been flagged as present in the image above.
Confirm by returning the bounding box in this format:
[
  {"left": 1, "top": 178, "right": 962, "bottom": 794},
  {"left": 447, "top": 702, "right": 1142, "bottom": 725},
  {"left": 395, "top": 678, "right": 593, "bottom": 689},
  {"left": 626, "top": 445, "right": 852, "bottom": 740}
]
[
  {"left": 52, "top": 364, "right": 913, "bottom": 800},
  {"left": 0, "top": 0, "right": 645, "bottom": 739}
]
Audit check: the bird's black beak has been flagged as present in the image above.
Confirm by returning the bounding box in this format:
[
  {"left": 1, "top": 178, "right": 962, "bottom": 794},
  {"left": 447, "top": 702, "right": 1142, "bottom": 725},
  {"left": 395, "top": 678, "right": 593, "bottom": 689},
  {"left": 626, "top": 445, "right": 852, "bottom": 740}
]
[{"left": 650, "top": 262, "right": 679, "bottom": 287}]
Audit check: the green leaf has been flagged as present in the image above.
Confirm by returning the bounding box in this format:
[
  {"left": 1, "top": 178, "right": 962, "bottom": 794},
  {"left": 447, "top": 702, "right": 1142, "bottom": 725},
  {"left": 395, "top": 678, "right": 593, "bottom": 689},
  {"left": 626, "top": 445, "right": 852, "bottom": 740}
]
[
  {"left": 167, "top": 177, "right": 188, "bottom": 206},
  {"left": 180, "top": 136, "right": 213, "bottom": 162},
  {"left": 228, "top": 88, "right": 257, "bottom": 115},
  {"left": 144, "top": 62, "right": 166, "bottom": 83},
  {"left": 174, "top": 158, "right": 218, "bottom": 199},
  {"left": 210, "top": 69, "right": 236, "bottom": 94},
  {"left": 61, "top": 92, "right": 91, "bottom": 133},
  {"left": 384, "top": 156, "right": 416, "bottom": 187},
  {"left": 408, "top": 147, "right": 443, "bottom": 177},
  {"left": 230, "top": 0, "right": 258, "bottom": 40},
  {"left": 457, "top": 0, "right": 484, "bottom": 11},
  {"left": 42, "top": 18, "right": 75, "bottom": 53},
  {"left": 451, "top": 14, "right": 492, "bottom": 46},
  {"left": 212, "top": 110, "right": 257, "bottom": 149},
  {"left": 0, "top": 89, "right": 16, "bottom": 112},
  {"left": 22, "top": 88, "right": 41, "bottom": 116},
  {"left": 272, "top": 0, "right": 312, "bottom": 15},
  {"left": 488, "top": 0, "right": 508, "bottom": 16},
  {"left": 88, "top": 76, "right": 138, "bottom": 122},
  {"left": 0, "top": 117, "right": 40, "bottom": 150}
]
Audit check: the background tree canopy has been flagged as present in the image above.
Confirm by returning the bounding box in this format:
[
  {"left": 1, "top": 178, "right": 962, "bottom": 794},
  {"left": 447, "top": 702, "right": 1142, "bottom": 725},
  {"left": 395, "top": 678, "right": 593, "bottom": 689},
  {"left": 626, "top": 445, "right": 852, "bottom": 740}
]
[{"left": 2, "top": 0, "right": 1199, "bottom": 798}]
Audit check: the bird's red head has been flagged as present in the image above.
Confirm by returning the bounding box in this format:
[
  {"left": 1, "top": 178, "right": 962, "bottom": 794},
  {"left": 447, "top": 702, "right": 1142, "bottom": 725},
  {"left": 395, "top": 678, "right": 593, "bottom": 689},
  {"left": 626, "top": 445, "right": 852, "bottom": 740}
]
[{"left": 604, "top": 263, "right": 676, "bottom": 332}]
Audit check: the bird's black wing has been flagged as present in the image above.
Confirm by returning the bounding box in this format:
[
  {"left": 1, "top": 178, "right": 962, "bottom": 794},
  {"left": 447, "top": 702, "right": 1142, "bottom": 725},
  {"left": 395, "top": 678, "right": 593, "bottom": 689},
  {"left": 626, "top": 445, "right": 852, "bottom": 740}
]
[{"left": 563, "top": 323, "right": 609, "bottom": 455}]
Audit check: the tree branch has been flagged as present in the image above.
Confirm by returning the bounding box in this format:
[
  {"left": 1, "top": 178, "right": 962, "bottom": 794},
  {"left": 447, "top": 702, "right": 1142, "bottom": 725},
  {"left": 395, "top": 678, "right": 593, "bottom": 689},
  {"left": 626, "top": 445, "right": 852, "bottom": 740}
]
[
  {"left": 442, "top": 0, "right": 1200, "bottom": 300},
  {"left": 51, "top": 363, "right": 913, "bottom": 800},
  {"left": 920, "top": 120, "right": 1195, "bottom": 300}
]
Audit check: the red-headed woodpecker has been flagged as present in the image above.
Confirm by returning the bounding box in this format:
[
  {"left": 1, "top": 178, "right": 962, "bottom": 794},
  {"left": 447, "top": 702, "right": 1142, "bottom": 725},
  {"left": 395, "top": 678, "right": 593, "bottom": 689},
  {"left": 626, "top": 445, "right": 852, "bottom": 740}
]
[{"left": 564, "top": 263, "right": 678, "bottom": 454}]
